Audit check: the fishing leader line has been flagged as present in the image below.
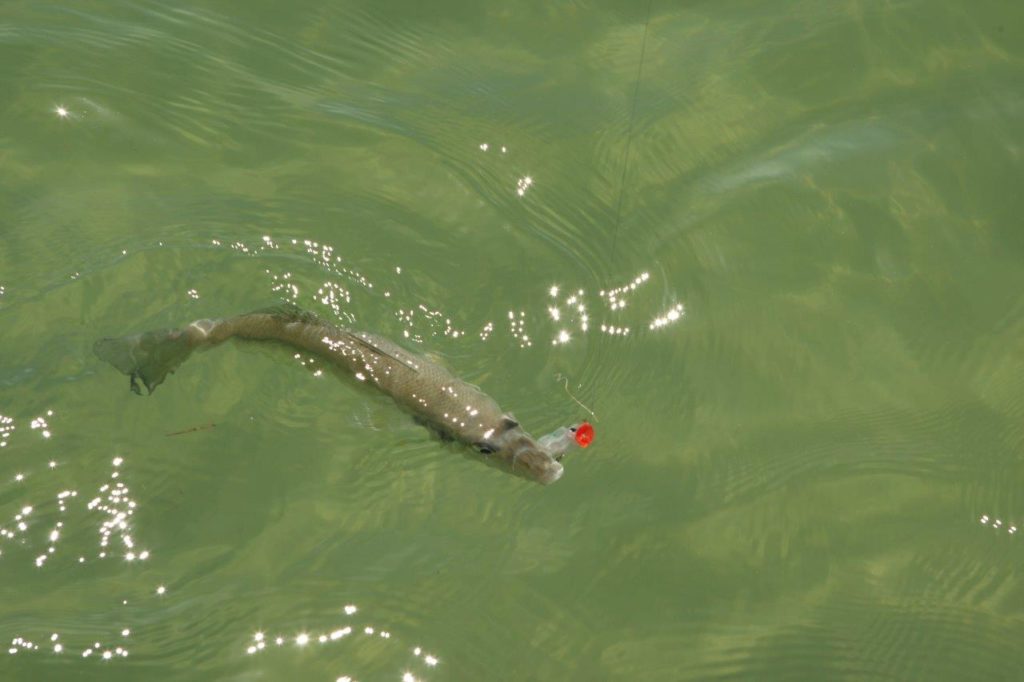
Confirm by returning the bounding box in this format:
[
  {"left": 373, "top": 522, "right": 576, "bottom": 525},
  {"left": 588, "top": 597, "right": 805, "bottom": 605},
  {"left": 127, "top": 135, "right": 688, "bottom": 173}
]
[
  {"left": 556, "top": 373, "right": 599, "bottom": 423},
  {"left": 608, "top": 0, "right": 656, "bottom": 257},
  {"left": 547, "top": 5, "right": 655, "bottom": 427}
]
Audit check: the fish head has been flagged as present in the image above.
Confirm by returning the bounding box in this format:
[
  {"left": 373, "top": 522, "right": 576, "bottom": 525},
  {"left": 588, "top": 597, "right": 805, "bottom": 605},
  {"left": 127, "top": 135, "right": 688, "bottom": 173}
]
[{"left": 478, "top": 415, "right": 564, "bottom": 484}]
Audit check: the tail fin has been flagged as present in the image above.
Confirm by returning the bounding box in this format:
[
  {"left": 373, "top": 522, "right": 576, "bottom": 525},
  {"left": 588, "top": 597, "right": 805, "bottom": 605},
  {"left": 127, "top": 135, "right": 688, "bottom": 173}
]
[{"left": 93, "top": 328, "right": 194, "bottom": 395}]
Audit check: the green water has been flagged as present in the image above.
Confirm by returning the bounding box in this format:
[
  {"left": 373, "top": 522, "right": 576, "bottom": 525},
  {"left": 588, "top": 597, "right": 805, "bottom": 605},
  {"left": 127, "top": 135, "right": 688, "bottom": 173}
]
[{"left": 2, "top": 0, "right": 1023, "bottom": 679}]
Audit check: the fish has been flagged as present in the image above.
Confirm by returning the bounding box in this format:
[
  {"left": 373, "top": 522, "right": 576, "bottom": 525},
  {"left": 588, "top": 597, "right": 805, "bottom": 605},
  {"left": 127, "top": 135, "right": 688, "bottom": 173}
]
[{"left": 93, "top": 305, "right": 592, "bottom": 484}]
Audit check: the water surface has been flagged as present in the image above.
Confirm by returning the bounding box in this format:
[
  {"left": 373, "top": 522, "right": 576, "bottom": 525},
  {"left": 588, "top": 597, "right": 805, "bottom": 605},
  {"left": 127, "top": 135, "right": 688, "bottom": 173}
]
[{"left": 2, "top": 0, "right": 1023, "bottom": 679}]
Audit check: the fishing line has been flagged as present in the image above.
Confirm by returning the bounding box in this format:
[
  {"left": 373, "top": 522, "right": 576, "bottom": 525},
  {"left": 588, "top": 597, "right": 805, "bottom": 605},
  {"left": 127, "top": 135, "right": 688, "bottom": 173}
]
[
  {"left": 556, "top": 373, "right": 598, "bottom": 422},
  {"left": 552, "top": 6, "right": 654, "bottom": 426},
  {"left": 608, "top": 0, "right": 655, "bottom": 257}
]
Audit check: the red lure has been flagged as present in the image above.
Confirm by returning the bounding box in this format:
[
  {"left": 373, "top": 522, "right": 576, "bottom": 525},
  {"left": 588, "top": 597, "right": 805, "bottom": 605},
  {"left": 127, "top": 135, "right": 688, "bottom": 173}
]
[{"left": 574, "top": 422, "right": 595, "bottom": 448}]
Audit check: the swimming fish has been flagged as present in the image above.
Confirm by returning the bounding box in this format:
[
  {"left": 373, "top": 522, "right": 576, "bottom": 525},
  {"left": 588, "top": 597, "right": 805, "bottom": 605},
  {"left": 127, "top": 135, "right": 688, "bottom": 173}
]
[{"left": 94, "top": 305, "right": 592, "bottom": 484}]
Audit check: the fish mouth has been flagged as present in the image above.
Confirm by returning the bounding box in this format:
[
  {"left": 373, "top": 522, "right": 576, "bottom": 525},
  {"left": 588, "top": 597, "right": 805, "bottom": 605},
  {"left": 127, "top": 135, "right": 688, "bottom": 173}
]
[
  {"left": 539, "top": 460, "right": 564, "bottom": 484},
  {"left": 511, "top": 448, "right": 564, "bottom": 484}
]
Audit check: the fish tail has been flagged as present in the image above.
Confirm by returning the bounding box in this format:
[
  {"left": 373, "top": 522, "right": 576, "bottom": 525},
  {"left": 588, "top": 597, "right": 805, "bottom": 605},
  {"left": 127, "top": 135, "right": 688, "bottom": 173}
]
[{"left": 93, "top": 327, "right": 195, "bottom": 395}]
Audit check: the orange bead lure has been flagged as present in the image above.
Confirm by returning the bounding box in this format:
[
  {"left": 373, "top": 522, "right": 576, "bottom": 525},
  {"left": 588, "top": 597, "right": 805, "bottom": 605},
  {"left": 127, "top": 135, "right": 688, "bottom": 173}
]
[{"left": 574, "top": 422, "right": 595, "bottom": 448}]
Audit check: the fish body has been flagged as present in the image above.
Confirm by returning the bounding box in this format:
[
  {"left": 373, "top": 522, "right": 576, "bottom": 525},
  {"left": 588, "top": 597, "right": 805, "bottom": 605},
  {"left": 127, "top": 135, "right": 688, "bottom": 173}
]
[{"left": 95, "top": 306, "right": 583, "bottom": 483}]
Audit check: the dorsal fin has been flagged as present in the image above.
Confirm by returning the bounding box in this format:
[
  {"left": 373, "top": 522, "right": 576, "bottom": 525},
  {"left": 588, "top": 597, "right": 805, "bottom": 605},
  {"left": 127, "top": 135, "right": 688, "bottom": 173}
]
[
  {"left": 350, "top": 333, "right": 419, "bottom": 372},
  {"left": 251, "top": 303, "right": 323, "bottom": 326}
]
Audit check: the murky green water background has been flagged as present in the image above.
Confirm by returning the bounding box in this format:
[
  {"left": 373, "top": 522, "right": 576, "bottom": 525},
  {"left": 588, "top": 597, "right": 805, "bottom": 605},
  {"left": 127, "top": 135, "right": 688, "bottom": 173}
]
[{"left": 2, "top": 1, "right": 1023, "bottom": 680}]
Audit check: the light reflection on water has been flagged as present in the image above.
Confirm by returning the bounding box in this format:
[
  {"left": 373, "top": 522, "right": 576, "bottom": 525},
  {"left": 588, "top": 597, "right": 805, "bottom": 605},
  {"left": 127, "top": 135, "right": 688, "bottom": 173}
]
[
  {"left": 1, "top": 418, "right": 148, "bottom": 667},
  {"left": 208, "top": 233, "right": 684, "bottom": 353},
  {"left": 1, "top": 410, "right": 443, "bottom": 678},
  {"left": 241, "top": 604, "right": 440, "bottom": 682},
  {"left": 978, "top": 514, "right": 1019, "bottom": 536},
  {"left": 1, "top": 438, "right": 150, "bottom": 568},
  {"left": 5, "top": 599, "right": 442, "bottom": 681}
]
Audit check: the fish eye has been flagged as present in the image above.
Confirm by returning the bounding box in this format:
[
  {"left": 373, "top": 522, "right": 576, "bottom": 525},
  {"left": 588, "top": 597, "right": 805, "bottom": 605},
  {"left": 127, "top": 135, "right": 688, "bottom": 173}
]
[{"left": 476, "top": 444, "right": 496, "bottom": 455}]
